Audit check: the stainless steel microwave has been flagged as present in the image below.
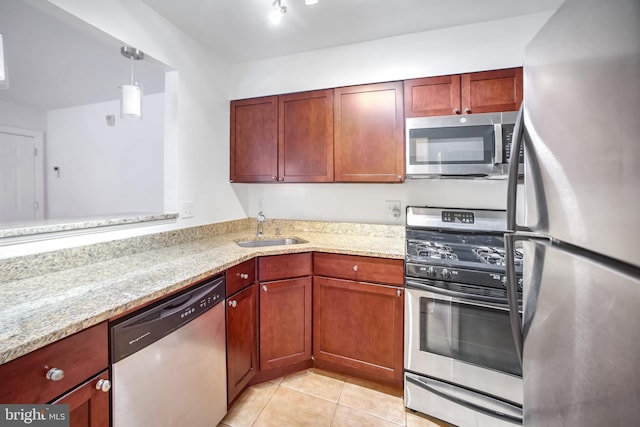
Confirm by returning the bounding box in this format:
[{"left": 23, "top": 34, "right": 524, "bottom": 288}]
[{"left": 405, "top": 111, "right": 523, "bottom": 178}]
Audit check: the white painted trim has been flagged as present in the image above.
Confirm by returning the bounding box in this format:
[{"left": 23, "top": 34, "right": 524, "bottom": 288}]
[{"left": 0, "top": 125, "right": 45, "bottom": 220}]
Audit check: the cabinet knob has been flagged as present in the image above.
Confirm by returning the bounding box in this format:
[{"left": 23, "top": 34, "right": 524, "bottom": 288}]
[
  {"left": 45, "top": 367, "right": 65, "bottom": 381},
  {"left": 272, "top": 176, "right": 278, "bottom": 181},
  {"left": 396, "top": 289, "right": 402, "bottom": 297},
  {"left": 464, "top": 107, "right": 471, "bottom": 114},
  {"left": 239, "top": 273, "right": 249, "bottom": 279},
  {"left": 96, "top": 379, "right": 111, "bottom": 393},
  {"left": 228, "top": 300, "right": 237, "bottom": 308},
  {"left": 352, "top": 265, "right": 358, "bottom": 272},
  {"left": 278, "top": 177, "right": 285, "bottom": 182},
  {"left": 262, "top": 285, "right": 268, "bottom": 292},
  {"left": 453, "top": 108, "right": 461, "bottom": 114},
  {"left": 397, "top": 175, "right": 402, "bottom": 181}
]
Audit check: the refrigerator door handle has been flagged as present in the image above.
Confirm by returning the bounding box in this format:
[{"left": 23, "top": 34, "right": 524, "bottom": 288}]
[
  {"left": 506, "top": 104, "right": 525, "bottom": 232},
  {"left": 505, "top": 232, "right": 525, "bottom": 365}
]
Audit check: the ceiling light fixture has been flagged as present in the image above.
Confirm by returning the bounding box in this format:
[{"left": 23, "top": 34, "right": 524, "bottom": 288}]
[
  {"left": 269, "top": 0, "right": 287, "bottom": 25},
  {"left": 305, "top": 0, "right": 318, "bottom": 5},
  {"left": 0, "top": 33, "right": 8, "bottom": 89},
  {"left": 120, "top": 46, "right": 144, "bottom": 121}
]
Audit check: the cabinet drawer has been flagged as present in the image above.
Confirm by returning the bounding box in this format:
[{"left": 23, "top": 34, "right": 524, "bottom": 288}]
[
  {"left": 258, "top": 253, "right": 312, "bottom": 282},
  {"left": 313, "top": 252, "right": 403, "bottom": 286},
  {"left": 227, "top": 258, "right": 256, "bottom": 295},
  {"left": 0, "top": 322, "right": 108, "bottom": 404}
]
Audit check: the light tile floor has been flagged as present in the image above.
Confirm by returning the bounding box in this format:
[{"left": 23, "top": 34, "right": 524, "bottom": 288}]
[{"left": 219, "top": 369, "right": 456, "bottom": 427}]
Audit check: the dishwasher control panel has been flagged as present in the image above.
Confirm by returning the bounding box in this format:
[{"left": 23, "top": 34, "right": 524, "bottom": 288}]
[{"left": 110, "top": 274, "right": 226, "bottom": 363}]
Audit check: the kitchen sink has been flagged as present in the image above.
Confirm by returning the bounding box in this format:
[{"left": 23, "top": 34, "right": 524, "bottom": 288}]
[{"left": 235, "top": 237, "right": 308, "bottom": 248}]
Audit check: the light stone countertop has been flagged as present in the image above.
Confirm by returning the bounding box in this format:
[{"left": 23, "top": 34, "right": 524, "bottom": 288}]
[{"left": 0, "top": 225, "right": 404, "bottom": 365}]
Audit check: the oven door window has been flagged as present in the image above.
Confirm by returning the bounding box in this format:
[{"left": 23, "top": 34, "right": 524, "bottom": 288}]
[
  {"left": 419, "top": 296, "right": 522, "bottom": 377},
  {"left": 409, "top": 125, "right": 494, "bottom": 165}
]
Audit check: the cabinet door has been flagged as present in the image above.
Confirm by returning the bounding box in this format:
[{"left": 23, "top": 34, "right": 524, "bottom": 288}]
[
  {"left": 279, "top": 90, "right": 334, "bottom": 182},
  {"left": 461, "top": 67, "right": 523, "bottom": 114},
  {"left": 404, "top": 74, "right": 462, "bottom": 117},
  {"left": 259, "top": 277, "right": 312, "bottom": 370},
  {"left": 313, "top": 277, "right": 404, "bottom": 384},
  {"left": 226, "top": 284, "right": 258, "bottom": 403},
  {"left": 53, "top": 370, "right": 110, "bottom": 427},
  {"left": 334, "top": 82, "right": 405, "bottom": 182},
  {"left": 230, "top": 96, "right": 278, "bottom": 182}
]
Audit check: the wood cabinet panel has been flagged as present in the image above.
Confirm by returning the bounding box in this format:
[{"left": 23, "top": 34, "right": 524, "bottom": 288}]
[
  {"left": 334, "top": 82, "right": 404, "bottom": 182},
  {"left": 279, "top": 90, "right": 334, "bottom": 182},
  {"left": 226, "top": 258, "right": 256, "bottom": 296},
  {"left": 230, "top": 96, "right": 278, "bottom": 182},
  {"left": 226, "top": 284, "right": 258, "bottom": 403},
  {"left": 0, "top": 322, "right": 108, "bottom": 404},
  {"left": 53, "top": 370, "right": 110, "bottom": 427},
  {"left": 258, "top": 252, "right": 312, "bottom": 282},
  {"left": 259, "top": 277, "right": 312, "bottom": 370},
  {"left": 313, "top": 277, "right": 404, "bottom": 384},
  {"left": 461, "top": 68, "right": 523, "bottom": 114},
  {"left": 404, "top": 74, "right": 462, "bottom": 117},
  {"left": 313, "top": 252, "right": 403, "bottom": 286},
  {"left": 404, "top": 67, "right": 523, "bottom": 117}
]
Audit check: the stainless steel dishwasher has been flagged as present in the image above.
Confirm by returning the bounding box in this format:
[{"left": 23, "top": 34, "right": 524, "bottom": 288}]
[{"left": 110, "top": 274, "right": 227, "bottom": 427}]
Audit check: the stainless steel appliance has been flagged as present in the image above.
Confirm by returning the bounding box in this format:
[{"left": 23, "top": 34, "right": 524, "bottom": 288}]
[
  {"left": 504, "top": 0, "right": 640, "bottom": 425},
  {"left": 111, "top": 275, "right": 227, "bottom": 427},
  {"left": 404, "top": 206, "right": 523, "bottom": 427},
  {"left": 405, "top": 112, "right": 522, "bottom": 178}
]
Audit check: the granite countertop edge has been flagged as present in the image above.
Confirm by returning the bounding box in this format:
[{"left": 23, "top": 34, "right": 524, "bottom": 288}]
[{"left": 0, "top": 230, "right": 404, "bottom": 365}]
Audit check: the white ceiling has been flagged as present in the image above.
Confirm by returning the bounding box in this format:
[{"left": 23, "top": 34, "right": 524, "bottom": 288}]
[{"left": 141, "top": 0, "right": 564, "bottom": 63}]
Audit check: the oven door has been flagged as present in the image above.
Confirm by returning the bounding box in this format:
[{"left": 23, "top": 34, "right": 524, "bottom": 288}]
[{"left": 405, "top": 279, "right": 522, "bottom": 405}]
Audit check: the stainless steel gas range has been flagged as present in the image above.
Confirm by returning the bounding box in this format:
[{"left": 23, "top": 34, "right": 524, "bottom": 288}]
[{"left": 404, "top": 206, "right": 523, "bottom": 427}]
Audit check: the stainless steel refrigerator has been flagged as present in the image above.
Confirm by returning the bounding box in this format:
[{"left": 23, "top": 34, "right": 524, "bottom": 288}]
[{"left": 504, "top": 0, "right": 640, "bottom": 425}]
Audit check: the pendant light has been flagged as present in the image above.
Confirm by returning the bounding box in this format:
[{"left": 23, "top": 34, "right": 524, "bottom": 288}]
[
  {"left": 120, "top": 46, "right": 144, "bottom": 120},
  {"left": 0, "top": 33, "right": 8, "bottom": 89}
]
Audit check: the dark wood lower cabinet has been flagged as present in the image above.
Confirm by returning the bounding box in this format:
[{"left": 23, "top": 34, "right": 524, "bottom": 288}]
[
  {"left": 53, "top": 369, "right": 110, "bottom": 427},
  {"left": 313, "top": 276, "right": 404, "bottom": 386},
  {"left": 226, "top": 283, "right": 258, "bottom": 404},
  {"left": 259, "top": 277, "right": 312, "bottom": 371}
]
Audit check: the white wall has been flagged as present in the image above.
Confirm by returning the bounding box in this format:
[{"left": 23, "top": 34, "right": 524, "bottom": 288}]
[
  {"left": 0, "top": 99, "right": 47, "bottom": 131},
  {"left": 45, "top": 94, "right": 164, "bottom": 219},
  {"left": 230, "top": 12, "right": 552, "bottom": 224}
]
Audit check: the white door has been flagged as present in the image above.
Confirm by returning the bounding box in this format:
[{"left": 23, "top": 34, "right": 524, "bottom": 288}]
[{"left": 0, "top": 127, "right": 44, "bottom": 222}]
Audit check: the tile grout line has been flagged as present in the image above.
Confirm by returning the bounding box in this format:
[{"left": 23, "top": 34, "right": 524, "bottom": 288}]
[
  {"left": 328, "top": 376, "right": 348, "bottom": 426},
  {"left": 249, "top": 382, "right": 280, "bottom": 427}
]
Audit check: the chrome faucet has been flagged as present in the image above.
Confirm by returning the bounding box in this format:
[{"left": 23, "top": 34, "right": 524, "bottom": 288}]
[{"left": 257, "top": 211, "right": 266, "bottom": 237}]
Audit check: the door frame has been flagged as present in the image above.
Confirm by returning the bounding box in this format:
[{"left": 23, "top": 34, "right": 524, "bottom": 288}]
[{"left": 0, "top": 125, "right": 45, "bottom": 220}]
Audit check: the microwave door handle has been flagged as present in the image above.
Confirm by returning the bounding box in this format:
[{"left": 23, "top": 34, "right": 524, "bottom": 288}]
[
  {"left": 494, "top": 124, "right": 503, "bottom": 164},
  {"left": 507, "top": 103, "right": 524, "bottom": 232}
]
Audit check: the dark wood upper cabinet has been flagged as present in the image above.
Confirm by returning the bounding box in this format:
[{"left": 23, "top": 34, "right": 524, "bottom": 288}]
[
  {"left": 404, "top": 67, "right": 523, "bottom": 117},
  {"left": 460, "top": 68, "right": 523, "bottom": 114},
  {"left": 279, "top": 90, "right": 334, "bottom": 182},
  {"left": 404, "top": 74, "right": 462, "bottom": 117},
  {"left": 230, "top": 96, "right": 278, "bottom": 182},
  {"left": 334, "top": 82, "right": 405, "bottom": 183}
]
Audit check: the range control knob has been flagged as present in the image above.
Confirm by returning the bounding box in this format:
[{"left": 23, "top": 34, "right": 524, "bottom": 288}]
[
  {"left": 501, "top": 276, "right": 508, "bottom": 288},
  {"left": 441, "top": 269, "right": 451, "bottom": 279},
  {"left": 517, "top": 278, "right": 523, "bottom": 290},
  {"left": 426, "top": 267, "right": 436, "bottom": 277}
]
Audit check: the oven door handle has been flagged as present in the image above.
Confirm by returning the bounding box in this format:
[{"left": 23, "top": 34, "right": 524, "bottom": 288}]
[
  {"left": 405, "top": 279, "right": 513, "bottom": 310},
  {"left": 406, "top": 373, "right": 523, "bottom": 424}
]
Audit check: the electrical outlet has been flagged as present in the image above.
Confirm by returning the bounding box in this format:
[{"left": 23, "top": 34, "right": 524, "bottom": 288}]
[
  {"left": 385, "top": 200, "right": 401, "bottom": 219},
  {"left": 180, "top": 201, "right": 194, "bottom": 219}
]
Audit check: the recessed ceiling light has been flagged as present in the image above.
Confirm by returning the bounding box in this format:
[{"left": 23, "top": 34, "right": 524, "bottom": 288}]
[{"left": 305, "top": 0, "right": 319, "bottom": 5}]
